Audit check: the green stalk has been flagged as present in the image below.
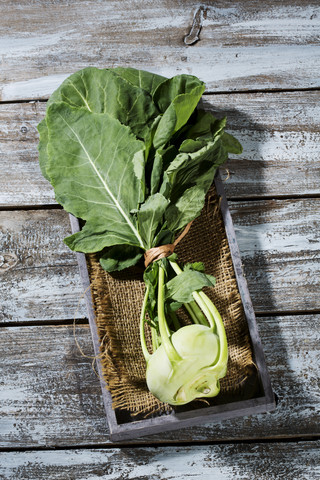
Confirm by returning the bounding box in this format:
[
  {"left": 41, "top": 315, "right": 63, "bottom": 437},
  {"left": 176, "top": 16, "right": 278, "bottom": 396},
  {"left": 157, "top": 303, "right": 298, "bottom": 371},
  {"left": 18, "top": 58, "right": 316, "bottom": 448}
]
[
  {"left": 139, "top": 286, "right": 150, "bottom": 362},
  {"left": 184, "top": 302, "right": 201, "bottom": 324},
  {"left": 192, "top": 291, "right": 215, "bottom": 329},
  {"left": 158, "top": 264, "right": 182, "bottom": 363},
  {"left": 188, "top": 300, "right": 208, "bottom": 326},
  {"left": 198, "top": 291, "right": 228, "bottom": 372},
  {"left": 151, "top": 326, "right": 159, "bottom": 352}
]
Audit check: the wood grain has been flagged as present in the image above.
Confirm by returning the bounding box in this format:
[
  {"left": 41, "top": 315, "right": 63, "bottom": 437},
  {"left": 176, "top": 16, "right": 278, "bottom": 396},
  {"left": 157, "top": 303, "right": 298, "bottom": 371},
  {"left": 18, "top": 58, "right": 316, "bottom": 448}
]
[
  {"left": 0, "top": 442, "right": 319, "bottom": 480},
  {"left": 0, "top": 315, "right": 318, "bottom": 447},
  {"left": 206, "top": 91, "right": 320, "bottom": 198},
  {"left": 1, "top": 91, "right": 319, "bottom": 207},
  {"left": 1, "top": 197, "right": 319, "bottom": 324},
  {"left": 1, "top": 1, "right": 320, "bottom": 101},
  {"left": 0, "top": 209, "right": 86, "bottom": 322},
  {"left": 229, "top": 197, "right": 320, "bottom": 313}
]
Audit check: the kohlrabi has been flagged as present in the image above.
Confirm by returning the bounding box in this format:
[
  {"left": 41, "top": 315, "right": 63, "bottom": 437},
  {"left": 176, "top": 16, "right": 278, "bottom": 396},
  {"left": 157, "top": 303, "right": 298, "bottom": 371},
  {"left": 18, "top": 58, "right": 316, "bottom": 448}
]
[
  {"left": 38, "top": 66, "right": 242, "bottom": 406},
  {"left": 140, "top": 258, "right": 228, "bottom": 404}
]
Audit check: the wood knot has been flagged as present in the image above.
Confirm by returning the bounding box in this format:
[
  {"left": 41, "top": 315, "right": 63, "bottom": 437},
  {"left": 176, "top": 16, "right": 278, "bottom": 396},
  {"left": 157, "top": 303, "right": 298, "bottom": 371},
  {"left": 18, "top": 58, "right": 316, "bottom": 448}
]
[{"left": 184, "top": 6, "right": 206, "bottom": 45}]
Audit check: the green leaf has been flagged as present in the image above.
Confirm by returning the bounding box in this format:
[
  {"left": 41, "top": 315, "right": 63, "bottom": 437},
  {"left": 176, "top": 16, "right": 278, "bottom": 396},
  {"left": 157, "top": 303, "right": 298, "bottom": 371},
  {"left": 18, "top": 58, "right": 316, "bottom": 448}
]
[
  {"left": 150, "top": 145, "right": 177, "bottom": 195},
  {"left": 153, "top": 74, "right": 205, "bottom": 112},
  {"left": 153, "top": 75, "right": 205, "bottom": 149},
  {"left": 47, "top": 67, "right": 160, "bottom": 141},
  {"left": 165, "top": 270, "right": 216, "bottom": 303},
  {"left": 168, "top": 301, "right": 183, "bottom": 312},
  {"left": 37, "top": 119, "right": 50, "bottom": 181},
  {"left": 46, "top": 102, "right": 146, "bottom": 251},
  {"left": 179, "top": 138, "right": 207, "bottom": 153},
  {"left": 137, "top": 193, "right": 169, "bottom": 249},
  {"left": 184, "top": 262, "right": 205, "bottom": 272},
  {"left": 161, "top": 140, "right": 222, "bottom": 203},
  {"left": 143, "top": 262, "right": 159, "bottom": 322},
  {"left": 150, "top": 151, "right": 163, "bottom": 195},
  {"left": 165, "top": 185, "right": 206, "bottom": 232},
  {"left": 113, "top": 67, "right": 167, "bottom": 96},
  {"left": 99, "top": 245, "right": 143, "bottom": 272},
  {"left": 221, "top": 131, "right": 243, "bottom": 154},
  {"left": 161, "top": 138, "right": 227, "bottom": 232},
  {"left": 186, "top": 110, "right": 226, "bottom": 141}
]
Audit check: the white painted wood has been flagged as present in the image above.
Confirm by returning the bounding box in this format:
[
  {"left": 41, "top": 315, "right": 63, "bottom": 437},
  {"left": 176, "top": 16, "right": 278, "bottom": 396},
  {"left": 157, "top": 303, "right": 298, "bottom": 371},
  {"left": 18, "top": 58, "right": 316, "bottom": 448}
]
[
  {"left": 1, "top": 91, "right": 319, "bottom": 207},
  {"left": 0, "top": 1, "right": 320, "bottom": 100},
  {"left": 0, "top": 442, "right": 319, "bottom": 479},
  {"left": 0, "top": 198, "right": 319, "bottom": 323},
  {"left": 229, "top": 198, "right": 320, "bottom": 312},
  {"left": 0, "top": 315, "right": 318, "bottom": 446},
  {"left": 205, "top": 91, "right": 320, "bottom": 198},
  {"left": 0, "top": 210, "right": 86, "bottom": 322}
]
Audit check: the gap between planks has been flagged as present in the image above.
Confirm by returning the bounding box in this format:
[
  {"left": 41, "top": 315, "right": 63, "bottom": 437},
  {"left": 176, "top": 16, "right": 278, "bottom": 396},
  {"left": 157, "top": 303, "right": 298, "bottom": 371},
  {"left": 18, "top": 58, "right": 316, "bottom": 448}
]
[
  {"left": 1, "top": 310, "right": 320, "bottom": 330},
  {"left": 1, "top": 195, "right": 320, "bottom": 212},
  {"left": 0, "top": 86, "right": 320, "bottom": 106},
  {"left": 0, "top": 435, "right": 319, "bottom": 453},
  {"left": 1, "top": 194, "right": 320, "bottom": 212}
]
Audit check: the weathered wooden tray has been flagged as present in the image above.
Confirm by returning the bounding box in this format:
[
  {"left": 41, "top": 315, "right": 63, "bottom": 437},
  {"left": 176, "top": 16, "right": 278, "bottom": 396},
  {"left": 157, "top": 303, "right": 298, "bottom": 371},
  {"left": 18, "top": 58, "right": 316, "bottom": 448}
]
[{"left": 69, "top": 173, "right": 276, "bottom": 441}]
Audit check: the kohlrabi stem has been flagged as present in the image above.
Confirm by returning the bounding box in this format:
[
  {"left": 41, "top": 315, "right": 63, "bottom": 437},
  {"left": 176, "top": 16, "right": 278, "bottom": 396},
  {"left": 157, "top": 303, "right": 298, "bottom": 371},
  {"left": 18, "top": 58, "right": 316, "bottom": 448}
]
[
  {"left": 188, "top": 300, "right": 208, "bottom": 326},
  {"left": 184, "top": 302, "right": 201, "bottom": 324},
  {"left": 151, "top": 326, "right": 159, "bottom": 352},
  {"left": 140, "top": 286, "right": 150, "bottom": 362},
  {"left": 158, "top": 264, "right": 182, "bottom": 363},
  {"left": 199, "top": 291, "right": 221, "bottom": 330},
  {"left": 199, "top": 291, "right": 228, "bottom": 372},
  {"left": 192, "top": 291, "right": 215, "bottom": 329}
]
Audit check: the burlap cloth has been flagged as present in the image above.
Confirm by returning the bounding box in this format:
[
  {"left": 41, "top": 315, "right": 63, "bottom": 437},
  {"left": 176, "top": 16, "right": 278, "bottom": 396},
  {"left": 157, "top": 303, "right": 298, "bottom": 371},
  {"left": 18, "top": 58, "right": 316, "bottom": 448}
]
[{"left": 86, "top": 185, "right": 259, "bottom": 417}]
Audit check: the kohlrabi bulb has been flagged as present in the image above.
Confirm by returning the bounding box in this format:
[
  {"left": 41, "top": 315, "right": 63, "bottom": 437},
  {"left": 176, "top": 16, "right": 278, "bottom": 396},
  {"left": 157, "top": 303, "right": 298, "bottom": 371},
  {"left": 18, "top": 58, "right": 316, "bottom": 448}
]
[{"left": 146, "top": 324, "right": 227, "bottom": 405}]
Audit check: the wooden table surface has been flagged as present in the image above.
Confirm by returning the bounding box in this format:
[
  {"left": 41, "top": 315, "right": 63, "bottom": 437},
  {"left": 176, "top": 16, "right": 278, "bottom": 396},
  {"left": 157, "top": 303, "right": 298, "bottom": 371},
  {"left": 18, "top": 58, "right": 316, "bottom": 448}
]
[{"left": 0, "top": 1, "right": 319, "bottom": 478}]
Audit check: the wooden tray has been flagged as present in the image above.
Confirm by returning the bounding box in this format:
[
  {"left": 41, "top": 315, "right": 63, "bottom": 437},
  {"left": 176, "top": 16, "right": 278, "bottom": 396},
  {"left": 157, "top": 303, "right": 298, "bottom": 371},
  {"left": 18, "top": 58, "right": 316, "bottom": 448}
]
[{"left": 69, "top": 173, "right": 276, "bottom": 441}]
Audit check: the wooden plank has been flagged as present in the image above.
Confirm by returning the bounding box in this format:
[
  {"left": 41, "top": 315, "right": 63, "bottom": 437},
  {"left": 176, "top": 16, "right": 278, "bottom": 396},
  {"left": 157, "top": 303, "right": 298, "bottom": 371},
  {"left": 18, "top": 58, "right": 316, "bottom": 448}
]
[
  {"left": 0, "top": 315, "right": 318, "bottom": 447},
  {"left": 1, "top": 0, "right": 320, "bottom": 100},
  {"left": 1, "top": 91, "right": 319, "bottom": 207},
  {"left": 0, "top": 102, "right": 54, "bottom": 207},
  {"left": 206, "top": 91, "right": 320, "bottom": 198},
  {"left": 0, "top": 442, "right": 319, "bottom": 479},
  {"left": 0, "top": 209, "right": 86, "bottom": 322},
  {"left": 1, "top": 198, "right": 319, "bottom": 324},
  {"left": 229, "top": 198, "right": 320, "bottom": 313}
]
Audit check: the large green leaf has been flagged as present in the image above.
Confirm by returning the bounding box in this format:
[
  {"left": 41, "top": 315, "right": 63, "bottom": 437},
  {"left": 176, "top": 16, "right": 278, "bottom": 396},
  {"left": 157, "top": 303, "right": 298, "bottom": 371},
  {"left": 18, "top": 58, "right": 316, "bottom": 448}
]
[
  {"left": 47, "top": 67, "right": 160, "bottom": 141},
  {"left": 113, "top": 67, "right": 167, "bottom": 96},
  {"left": 46, "top": 102, "right": 147, "bottom": 252},
  {"left": 161, "top": 138, "right": 227, "bottom": 232},
  {"left": 152, "top": 75, "right": 205, "bottom": 149}
]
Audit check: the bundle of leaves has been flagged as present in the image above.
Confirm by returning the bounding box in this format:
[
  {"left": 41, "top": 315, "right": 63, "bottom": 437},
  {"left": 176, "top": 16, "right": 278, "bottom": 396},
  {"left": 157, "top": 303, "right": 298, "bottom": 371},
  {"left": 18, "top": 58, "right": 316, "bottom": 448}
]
[{"left": 38, "top": 67, "right": 242, "bottom": 405}]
